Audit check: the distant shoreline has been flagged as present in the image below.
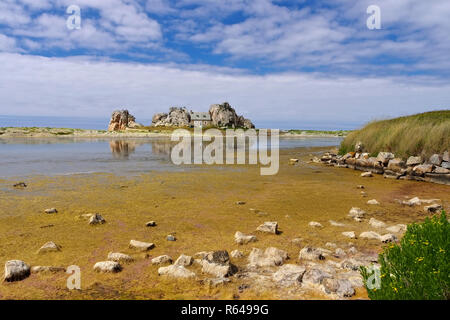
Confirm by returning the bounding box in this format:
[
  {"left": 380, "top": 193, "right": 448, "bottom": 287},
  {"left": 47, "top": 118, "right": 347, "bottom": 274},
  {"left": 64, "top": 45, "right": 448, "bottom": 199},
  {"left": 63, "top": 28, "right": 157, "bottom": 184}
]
[{"left": 0, "top": 127, "right": 349, "bottom": 138}]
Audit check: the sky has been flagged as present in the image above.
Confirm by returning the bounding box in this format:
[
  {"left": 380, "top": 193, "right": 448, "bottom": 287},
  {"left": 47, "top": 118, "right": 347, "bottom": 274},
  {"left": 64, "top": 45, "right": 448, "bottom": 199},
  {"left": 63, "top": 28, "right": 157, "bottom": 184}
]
[{"left": 0, "top": 0, "right": 449, "bottom": 129}]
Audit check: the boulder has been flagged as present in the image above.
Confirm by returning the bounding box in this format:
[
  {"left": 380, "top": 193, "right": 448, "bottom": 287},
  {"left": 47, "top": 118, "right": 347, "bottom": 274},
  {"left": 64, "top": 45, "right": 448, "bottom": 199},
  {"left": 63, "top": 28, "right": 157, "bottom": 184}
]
[
  {"left": 201, "top": 251, "right": 237, "bottom": 277},
  {"left": 158, "top": 265, "right": 195, "bottom": 278},
  {"left": 342, "top": 231, "right": 356, "bottom": 239},
  {"left": 429, "top": 154, "right": 443, "bottom": 166},
  {"left": 424, "top": 203, "right": 443, "bottom": 213},
  {"left": 434, "top": 166, "right": 450, "bottom": 174},
  {"left": 298, "top": 247, "right": 325, "bottom": 261},
  {"left": 359, "top": 231, "right": 381, "bottom": 240},
  {"left": 272, "top": 264, "right": 306, "bottom": 286},
  {"left": 93, "top": 261, "right": 122, "bottom": 273},
  {"left": 44, "top": 208, "right": 58, "bottom": 214},
  {"left": 367, "top": 199, "right": 380, "bottom": 205},
  {"left": 89, "top": 213, "right": 106, "bottom": 225},
  {"left": 209, "top": 102, "right": 254, "bottom": 129},
  {"left": 152, "top": 107, "right": 191, "bottom": 127},
  {"left": 442, "top": 162, "right": 450, "bottom": 169},
  {"left": 235, "top": 231, "right": 257, "bottom": 244},
  {"left": 230, "top": 250, "right": 244, "bottom": 258},
  {"left": 107, "top": 252, "right": 133, "bottom": 263},
  {"left": 174, "top": 254, "right": 193, "bottom": 267},
  {"left": 308, "top": 221, "right": 323, "bottom": 228},
  {"left": 361, "top": 172, "right": 373, "bottom": 178},
  {"left": 406, "top": 156, "right": 422, "bottom": 166},
  {"left": 387, "top": 158, "right": 405, "bottom": 173},
  {"left": 38, "top": 241, "right": 61, "bottom": 254},
  {"left": 151, "top": 255, "right": 173, "bottom": 265},
  {"left": 302, "top": 268, "right": 332, "bottom": 285},
  {"left": 129, "top": 240, "right": 155, "bottom": 251},
  {"left": 376, "top": 152, "right": 395, "bottom": 165},
  {"left": 413, "top": 164, "right": 433, "bottom": 176},
  {"left": 4, "top": 260, "right": 30, "bottom": 282},
  {"left": 248, "top": 247, "right": 289, "bottom": 267},
  {"left": 108, "top": 109, "right": 141, "bottom": 131},
  {"left": 256, "top": 221, "right": 278, "bottom": 234},
  {"left": 369, "top": 218, "right": 386, "bottom": 228},
  {"left": 152, "top": 112, "right": 168, "bottom": 124},
  {"left": 386, "top": 224, "right": 407, "bottom": 233},
  {"left": 322, "top": 278, "right": 355, "bottom": 297},
  {"left": 348, "top": 207, "right": 366, "bottom": 221}
]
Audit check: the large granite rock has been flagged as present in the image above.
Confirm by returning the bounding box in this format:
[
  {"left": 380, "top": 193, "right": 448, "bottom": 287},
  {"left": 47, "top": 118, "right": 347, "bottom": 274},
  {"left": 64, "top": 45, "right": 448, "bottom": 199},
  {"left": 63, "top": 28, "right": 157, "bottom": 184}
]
[
  {"left": 209, "top": 102, "right": 254, "bottom": 129},
  {"left": 4, "top": 260, "right": 30, "bottom": 282},
  {"left": 108, "top": 109, "right": 142, "bottom": 131},
  {"left": 152, "top": 107, "right": 191, "bottom": 127}
]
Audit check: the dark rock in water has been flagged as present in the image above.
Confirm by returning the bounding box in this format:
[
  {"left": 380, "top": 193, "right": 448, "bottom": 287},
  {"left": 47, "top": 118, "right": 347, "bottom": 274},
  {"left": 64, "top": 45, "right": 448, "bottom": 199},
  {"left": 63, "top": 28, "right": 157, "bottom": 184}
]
[{"left": 13, "top": 182, "right": 27, "bottom": 188}]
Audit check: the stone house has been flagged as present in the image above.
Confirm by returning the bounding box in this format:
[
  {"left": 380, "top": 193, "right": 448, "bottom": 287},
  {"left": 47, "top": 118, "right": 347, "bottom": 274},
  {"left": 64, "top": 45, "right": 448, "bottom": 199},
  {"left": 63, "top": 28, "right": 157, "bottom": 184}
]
[{"left": 190, "top": 112, "right": 212, "bottom": 128}]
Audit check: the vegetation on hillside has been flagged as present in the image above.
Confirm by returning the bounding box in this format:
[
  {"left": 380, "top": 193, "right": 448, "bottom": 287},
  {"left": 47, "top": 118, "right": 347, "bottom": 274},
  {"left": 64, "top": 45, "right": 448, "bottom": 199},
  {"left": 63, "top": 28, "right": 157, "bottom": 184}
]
[
  {"left": 361, "top": 211, "right": 449, "bottom": 300},
  {"left": 339, "top": 110, "right": 450, "bottom": 158}
]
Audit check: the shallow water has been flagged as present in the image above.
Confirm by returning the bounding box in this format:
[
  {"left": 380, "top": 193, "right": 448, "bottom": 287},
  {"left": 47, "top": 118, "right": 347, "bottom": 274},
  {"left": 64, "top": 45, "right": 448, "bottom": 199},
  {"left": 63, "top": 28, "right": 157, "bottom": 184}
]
[{"left": 0, "top": 137, "right": 342, "bottom": 177}]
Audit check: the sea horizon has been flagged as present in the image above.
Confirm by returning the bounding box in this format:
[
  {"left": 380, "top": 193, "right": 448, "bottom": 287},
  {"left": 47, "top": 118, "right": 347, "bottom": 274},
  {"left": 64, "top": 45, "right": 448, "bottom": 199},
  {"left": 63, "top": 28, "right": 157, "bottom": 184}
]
[{"left": 0, "top": 114, "right": 362, "bottom": 131}]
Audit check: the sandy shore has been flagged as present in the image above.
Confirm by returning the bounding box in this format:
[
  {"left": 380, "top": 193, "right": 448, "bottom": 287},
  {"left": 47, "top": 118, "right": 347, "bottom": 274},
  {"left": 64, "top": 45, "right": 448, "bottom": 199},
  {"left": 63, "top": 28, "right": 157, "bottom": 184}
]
[{"left": 0, "top": 146, "right": 448, "bottom": 300}]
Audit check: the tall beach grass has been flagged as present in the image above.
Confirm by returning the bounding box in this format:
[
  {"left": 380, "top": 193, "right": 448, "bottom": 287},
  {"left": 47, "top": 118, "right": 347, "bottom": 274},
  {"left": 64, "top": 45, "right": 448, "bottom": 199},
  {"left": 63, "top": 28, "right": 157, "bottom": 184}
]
[{"left": 339, "top": 110, "right": 450, "bottom": 159}]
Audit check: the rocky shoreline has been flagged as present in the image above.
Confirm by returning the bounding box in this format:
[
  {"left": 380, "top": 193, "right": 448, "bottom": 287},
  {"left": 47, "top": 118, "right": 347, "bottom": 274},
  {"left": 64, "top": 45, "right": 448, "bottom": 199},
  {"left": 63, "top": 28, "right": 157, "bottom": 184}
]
[{"left": 315, "top": 146, "right": 450, "bottom": 185}]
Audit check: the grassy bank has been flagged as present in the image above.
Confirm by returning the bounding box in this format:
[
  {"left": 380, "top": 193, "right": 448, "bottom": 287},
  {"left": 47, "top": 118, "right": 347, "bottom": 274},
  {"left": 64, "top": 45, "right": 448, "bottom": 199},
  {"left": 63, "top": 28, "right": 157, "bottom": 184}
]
[{"left": 339, "top": 110, "right": 450, "bottom": 158}]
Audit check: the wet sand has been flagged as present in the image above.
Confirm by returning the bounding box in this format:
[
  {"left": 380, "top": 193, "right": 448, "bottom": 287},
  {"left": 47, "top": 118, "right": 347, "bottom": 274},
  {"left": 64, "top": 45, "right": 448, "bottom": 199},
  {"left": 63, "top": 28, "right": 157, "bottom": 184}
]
[{"left": 0, "top": 146, "right": 448, "bottom": 300}]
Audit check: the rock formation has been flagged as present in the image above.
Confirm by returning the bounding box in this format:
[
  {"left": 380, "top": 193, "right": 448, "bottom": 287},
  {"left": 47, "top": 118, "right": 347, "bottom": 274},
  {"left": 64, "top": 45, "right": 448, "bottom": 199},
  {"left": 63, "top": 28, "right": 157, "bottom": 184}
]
[
  {"left": 151, "top": 102, "right": 255, "bottom": 129},
  {"left": 108, "top": 109, "right": 142, "bottom": 131}
]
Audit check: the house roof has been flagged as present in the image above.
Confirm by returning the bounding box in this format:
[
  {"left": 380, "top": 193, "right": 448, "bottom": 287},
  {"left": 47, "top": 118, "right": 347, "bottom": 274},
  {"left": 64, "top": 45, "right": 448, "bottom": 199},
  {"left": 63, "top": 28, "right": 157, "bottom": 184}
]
[{"left": 191, "top": 112, "right": 211, "bottom": 121}]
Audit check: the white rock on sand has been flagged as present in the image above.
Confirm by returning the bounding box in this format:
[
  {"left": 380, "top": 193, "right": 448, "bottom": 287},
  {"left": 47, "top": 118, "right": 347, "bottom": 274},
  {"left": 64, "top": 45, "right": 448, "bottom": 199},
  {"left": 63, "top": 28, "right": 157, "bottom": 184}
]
[
  {"left": 359, "top": 231, "right": 382, "bottom": 240},
  {"left": 151, "top": 255, "right": 173, "bottom": 265},
  {"left": 93, "top": 261, "right": 122, "bottom": 273},
  {"left": 230, "top": 250, "right": 244, "bottom": 258},
  {"left": 4, "top": 260, "right": 30, "bottom": 282},
  {"left": 329, "top": 220, "right": 346, "bottom": 227},
  {"left": 272, "top": 264, "right": 306, "bottom": 286},
  {"left": 369, "top": 218, "right": 386, "bottom": 228},
  {"left": 386, "top": 224, "right": 407, "bottom": 233},
  {"left": 298, "top": 247, "right": 326, "bottom": 261},
  {"left": 235, "top": 231, "right": 257, "bottom": 244},
  {"left": 309, "top": 221, "right": 323, "bottom": 228},
  {"left": 174, "top": 254, "right": 193, "bottom": 267},
  {"left": 367, "top": 199, "right": 380, "bottom": 205},
  {"left": 256, "top": 221, "right": 278, "bottom": 234},
  {"left": 107, "top": 252, "right": 134, "bottom": 263},
  {"left": 248, "top": 247, "right": 288, "bottom": 267},
  {"left": 348, "top": 207, "right": 366, "bottom": 221},
  {"left": 37, "top": 241, "right": 61, "bottom": 254},
  {"left": 158, "top": 265, "right": 195, "bottom": 279},
  {"left": 342, "top": 231, "right": 356, "bottom": 239},
  {"left": 129, "top": 240, "right": 155, "bottom": 251},
  {"left": 361, "top": 172, "right": 373, "bottom": 177},
  {"left": 89, "top": 213, "right": 106, "bottom": 225}
]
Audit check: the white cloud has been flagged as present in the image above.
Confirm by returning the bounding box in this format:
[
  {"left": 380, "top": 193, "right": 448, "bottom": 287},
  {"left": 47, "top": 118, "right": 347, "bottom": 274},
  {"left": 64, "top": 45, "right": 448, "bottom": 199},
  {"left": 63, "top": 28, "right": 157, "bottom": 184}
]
[
  {"left": 0, "top": 53, "right": 448, "bottom": 128},
  {"left": 0, "top": 34, "right": 18, "bottom": 52}
]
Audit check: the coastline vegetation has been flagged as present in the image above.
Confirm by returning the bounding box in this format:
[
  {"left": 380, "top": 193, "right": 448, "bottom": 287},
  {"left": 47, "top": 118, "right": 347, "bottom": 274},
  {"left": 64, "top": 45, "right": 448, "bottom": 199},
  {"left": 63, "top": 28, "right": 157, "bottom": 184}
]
[{"left": 339, "top": 110, "right": 450, "bottom": 158}]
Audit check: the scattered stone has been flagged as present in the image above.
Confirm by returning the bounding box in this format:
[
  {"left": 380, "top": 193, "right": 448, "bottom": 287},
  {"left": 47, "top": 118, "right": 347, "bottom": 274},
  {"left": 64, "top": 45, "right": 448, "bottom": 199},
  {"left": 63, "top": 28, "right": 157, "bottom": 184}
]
[
  {"left": 359, "top": 231, "right": 381, "bottom": 240},
  {"left": 377, "top": 152, "right": 395, "bottom": 165},
  {"left": 348, "top": 207, "right": 366, "bottom": 221},
  {"left": 4, "top": 260, "right": 30, "bottom": 282},
  {"left": 167, "top": 235, "right": 176, "bottom": 241},
  {"left": 380, "top": 234, "right": 398, "bottom": 243},
  {"left": 329, "top": 220, "right": 346, "bottom": 227},
  {"left": 193, "top": 251, "right": 210, "bottom": 259},
  {"left": 235, "top": 231, "right": 257, "bottom": 244},
  {"left": 357, "top": 185, "right": 365, "bottom": 189},
  {"left": 387, "top": 158, "right": 405, "bottom": 172},
  {"left": 367, "top": 199, "right": 380, "bottom": 205},
  {"left": 386, "top": 224, "right": 407, "bottom": 233},
  {"left": 308, "top": 221, "right": 323, "bottom": 228},
  {"left": 334, "top": 248, "right": 346, "bottom": 258},
  {"left": 231, "top": 250, "right": 244, "bottom": 259},
  {"left": 361, "top": 172, "right": 373, "bottom": 177},
  {"left": 107, "top": 252, "right": 133, "bottom": 263},
  {"left": 347, "top": 247, "right": 358, "bottom": 255},
  {"left": 158, "top": 265, "right": 195, "bottom": 278},
  {"left": 236, "top": 201, "right": 246, "bottom": 205},
  {"left": 342, "top": 231, "right": 356, "bottom": 239},
  {"left": 89, "top": 213, "right": 106, "bottom": 225},
  {"left": 298, "top": 247, "right": 325, "bottom": 261},
  {"left": 174, "top": 254, "right": 193, "bottom": 267},
  {"left": 93, "top": 261, "right": 122, "bottom": 273},
  {"left": 31, "top": 266, "right": 65, "bottom": 274},
  {"left": 429, "top": 154, "right": 443, "bottom": 166},
  {"left": 369, "top": 218, "right": 386, "bottom": 228},
  {"left": 272, "top": 264, "right": 306, "bottom": 286},
  {"left": 201, "top": 251, "right": 238, "bottom": 278},
  {"left": 256, "top": 221, "right": 278, "bottom": 234},
  {"left": 406, "top": 156, "right": 422, "bottom": 166},
  {"left": 151, "top": 255, "right": 173, "bottom": 265},
  {"left": 302, "top": 268, "right": 332, "bottom": 285},
  {"left": 146, "top": 221, "right": 156, "bottom": 227},
  {"left": 13, "top": 182, "right": 27, "bottom": 188},
  {"left": 322, "top": 278, "right": 355, "bottom": 297},
  {"left": 44, "top": 208, "right": 58, "bottom": 214},
  {"left": 248, "top": 247, "right": 289, "bottom": 267},
  {"left": 424, "top": 203, "right": 443, "bottom": 213},
  {"left": 413, "top": 164, "right": 433, "bottom": 176},
  {"left": 129, "top": 240, "right": 155, "bottom": 251},
  {"left": 38, "top": 241, "right": 61, "bottom": 254}
]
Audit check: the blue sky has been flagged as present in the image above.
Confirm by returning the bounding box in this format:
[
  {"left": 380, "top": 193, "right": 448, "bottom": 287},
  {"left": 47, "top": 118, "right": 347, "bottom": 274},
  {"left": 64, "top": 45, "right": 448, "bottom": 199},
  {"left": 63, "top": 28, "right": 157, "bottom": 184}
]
[{"left": 0, "top": 0, "right": 449, "bottom": 129}]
